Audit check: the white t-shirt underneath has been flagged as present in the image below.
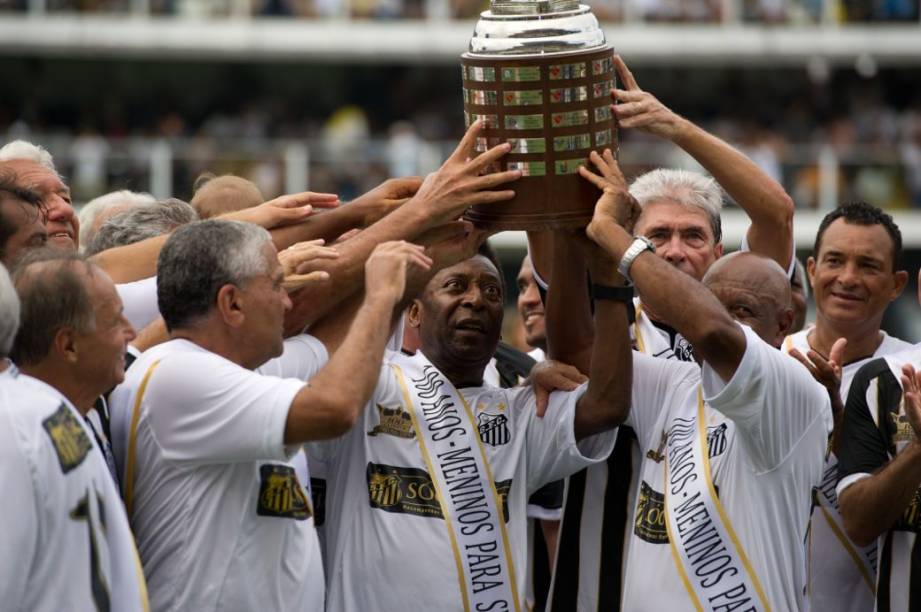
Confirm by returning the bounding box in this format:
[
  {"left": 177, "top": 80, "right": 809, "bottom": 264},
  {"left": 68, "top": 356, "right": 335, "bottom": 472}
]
[
  {"left": 622, "top": 325, "right": 829, "bottom": 611},
  {"left": 109, "top": 336, "right": 328, "bottom": 612}
]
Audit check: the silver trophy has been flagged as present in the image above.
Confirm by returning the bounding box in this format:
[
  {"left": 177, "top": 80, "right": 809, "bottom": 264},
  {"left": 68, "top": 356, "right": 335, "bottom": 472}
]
[{"left": 461, "top": 0, "right": 615, "bottom": 230}]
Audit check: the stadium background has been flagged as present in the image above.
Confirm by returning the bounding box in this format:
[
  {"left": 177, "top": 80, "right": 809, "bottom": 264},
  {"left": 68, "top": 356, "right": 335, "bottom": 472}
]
[{"left": 1, "top": 0, "right": 919, "bottom": 344}]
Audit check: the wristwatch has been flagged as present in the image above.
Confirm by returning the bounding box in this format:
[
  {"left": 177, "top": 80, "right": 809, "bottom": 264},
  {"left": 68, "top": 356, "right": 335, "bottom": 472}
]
[{"left": 617, "top": 236, "right": 656, "bottom": 283}]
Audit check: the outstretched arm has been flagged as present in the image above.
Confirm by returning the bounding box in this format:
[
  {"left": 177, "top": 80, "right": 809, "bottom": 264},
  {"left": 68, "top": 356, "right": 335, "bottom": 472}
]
[
  {"left": 583, "top": 149, "right": 745, "bottom": 382},
  {"left": 283, "top": 120, "right": 520, "bottom": 333},
  {"left": 612, "top": 55, "right": 794, "bottom": 271},
  {"left": 283, "top": 241, "right": 433, "bottom": 444}
]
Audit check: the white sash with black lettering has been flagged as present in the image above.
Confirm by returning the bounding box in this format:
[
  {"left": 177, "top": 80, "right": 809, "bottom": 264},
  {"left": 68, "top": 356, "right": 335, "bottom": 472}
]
[
  {"left": 392, "top": 352, "right": 520, "bottom": 612},
  {"left": 663, "top": 387, "right": 771, "bottom": 612}
]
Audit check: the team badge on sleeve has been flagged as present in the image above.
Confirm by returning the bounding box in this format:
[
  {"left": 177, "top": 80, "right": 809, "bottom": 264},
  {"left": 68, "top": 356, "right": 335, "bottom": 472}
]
[
  {"left": 42, "top": 403, "right": 93, "bottom": 473},
  {"left": 256, "top": 464, "right": 312, "bottom": 520}
]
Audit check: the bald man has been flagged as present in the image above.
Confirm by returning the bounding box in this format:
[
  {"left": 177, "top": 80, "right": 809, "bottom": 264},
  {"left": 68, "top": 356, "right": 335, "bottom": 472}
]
[
  {"left": 190, "top": 174, "right": 265, "bottom": 219},
  {"left": 577, "top": 151, "right": 829, "bottom": 610}
]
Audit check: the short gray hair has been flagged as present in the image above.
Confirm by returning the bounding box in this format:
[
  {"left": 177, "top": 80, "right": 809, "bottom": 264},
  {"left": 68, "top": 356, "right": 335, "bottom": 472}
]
[
  {"left": 0, "top": 263, "right": 20, "bottom": 359},
  {"left": 0, "top": 140, "right": 57, "bottom": 172},
  {"left": 79, "top": 190, "right": 157, "bottom": 249},
  {"left": 10, "top": 250, "right": 97, "bottom": 366},
  {"left": 86, "top": 198, "right": 198, "bottom": 256},
  {"left": 629, "top": 168, "right": 723, "bottom": 243},
  {"left": 157, "top": 220, "right": 273, "bottom": 331}
]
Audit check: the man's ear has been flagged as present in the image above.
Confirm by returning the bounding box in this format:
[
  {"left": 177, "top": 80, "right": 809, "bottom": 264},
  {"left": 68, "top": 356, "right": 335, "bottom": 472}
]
[
  {"left": 891, "top": 270, "right": 909, "bottom": 302},
  {"left": 806, "top": 256, "right": 816, "bottom": 290},
  {"left": 713, "top": 242, "right": 725, "bottom": 259},
  {"left": 53, "top": 327, "right": 79, "bottom": 364},
  {"left": 406, "top": 300, "right": 423, "bottom": 329},
  {"left": 216, "top": 284, "right": 246, "bottom": 328},
  {"left": 776, "top": 307, "right": 795, "bottom": 347}
]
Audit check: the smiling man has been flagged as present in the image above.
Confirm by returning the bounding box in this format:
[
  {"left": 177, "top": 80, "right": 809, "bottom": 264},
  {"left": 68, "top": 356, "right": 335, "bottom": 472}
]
[
  {"left": 517, "top": 255, "right": 546, "bottom": 357},
  {"left": 783, "top": 200, "right": 910, "bottom": 612},
  {"left": 0, "top": 141, "right": 79, "bottom": 251}
]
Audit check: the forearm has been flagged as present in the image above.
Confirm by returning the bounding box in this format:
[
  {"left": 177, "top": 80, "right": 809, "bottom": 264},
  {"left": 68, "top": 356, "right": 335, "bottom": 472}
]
[
  {"left": 284, "top": 203, "right": 431, "bottom": 332},
  {"left": 672, "top": 119, "right": 794, "bottom": 270},
  {"left": 270, "top": 205, "right": 367, "bottom": 251},
  {"left": 840, "top": 442, "right": 921, "bottom": 546},
  {"left": 285, "top": 294, "right": 397, "bottom": 443},
  {"left": 90, "top": 235, "right": 169, "bottom": 283},
  {"left": 591, "top": 218, "right": 743, "bottom": 379},
  {"left": 545, "top": 234, "right": 593, "bottom": 375},
  {"left": 574, "top": 297, "right": 630, "bottom": 439}
]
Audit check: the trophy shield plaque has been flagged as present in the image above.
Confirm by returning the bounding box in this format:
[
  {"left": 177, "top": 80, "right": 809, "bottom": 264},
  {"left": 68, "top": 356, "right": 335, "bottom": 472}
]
[{"left": 462, "top": 0, "right": 616, "bottom": 230}]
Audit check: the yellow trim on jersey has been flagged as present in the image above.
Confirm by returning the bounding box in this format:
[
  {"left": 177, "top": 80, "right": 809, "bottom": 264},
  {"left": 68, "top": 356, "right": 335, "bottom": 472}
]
[
  {"left": 696, "top": 388, "right": 772, "bottom": 611},
  {"left": 392, "top": 364, "right": 471, "bottom": 612},
  {"left": 123, "top": 360, "right": 162, "bottom": 517},
  {"left": 634, "top": 303, "right": 647, "bottom": 354},
  {"left": 663, "top": 458, "right": 705, "bottom": 612},
  {"left": 817, "top": 505, "right": 876, "bottom": 594},
  {"left": 456, "top": 391, "right": 522, "bottom": 612}
]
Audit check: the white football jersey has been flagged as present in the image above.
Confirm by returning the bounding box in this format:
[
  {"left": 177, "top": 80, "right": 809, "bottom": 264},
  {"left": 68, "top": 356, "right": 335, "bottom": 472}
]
[
  {"left": 109, "top": 335, "right": 328, "bottom": 612},
  {"left": 0, "top": 372, "right": 148, "bottom": 612}
]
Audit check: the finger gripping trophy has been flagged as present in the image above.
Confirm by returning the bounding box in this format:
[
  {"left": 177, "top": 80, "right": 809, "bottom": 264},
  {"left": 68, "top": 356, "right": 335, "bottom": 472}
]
[{"left": 462, "top": 0, "right": 616, "bottom": 230}]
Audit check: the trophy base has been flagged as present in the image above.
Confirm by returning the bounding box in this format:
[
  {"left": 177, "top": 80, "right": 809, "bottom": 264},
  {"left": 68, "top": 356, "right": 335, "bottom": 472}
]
[{"left": 463, "top": 174, "right": 599, "bottom": 230}]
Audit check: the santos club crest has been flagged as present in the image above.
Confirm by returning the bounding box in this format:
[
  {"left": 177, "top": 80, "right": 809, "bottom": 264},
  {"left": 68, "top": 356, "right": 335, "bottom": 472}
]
[{"left": 477, "top": 412, "right": 510, "bottom": 447}]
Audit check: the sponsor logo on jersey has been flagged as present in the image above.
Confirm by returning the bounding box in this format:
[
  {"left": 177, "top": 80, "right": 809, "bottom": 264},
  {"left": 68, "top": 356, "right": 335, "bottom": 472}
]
[
  {"left": 889, "top": 406, "right": 916, "bottom": 445},
  {"left": 634, "top": 480, "right": 669, "bottom": 544},
  {"left": 256, "top": 464, "right": 311, "bottom": 520},
  {"left": 366, "top": 462, "right": 511, "bottom": 521},
  {"left": 368, "top": 404, "right": 415, "bottom": 439},
  {"left": 477, "top": 412, "right": 510, "bottom": 447},
  {"left": 42, "top": 403, "right": 92, "bottom": 474}
]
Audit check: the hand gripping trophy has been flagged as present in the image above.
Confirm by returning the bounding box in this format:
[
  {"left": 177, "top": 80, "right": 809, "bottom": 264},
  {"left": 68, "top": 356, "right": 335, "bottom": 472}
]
[{"left": 461, "top": 0, "right": 616, "bottom": 230}]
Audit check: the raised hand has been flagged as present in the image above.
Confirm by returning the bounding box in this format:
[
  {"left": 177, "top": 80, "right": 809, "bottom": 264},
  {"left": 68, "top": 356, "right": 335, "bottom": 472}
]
[
  {"left": 420, "top": 220, "right": 494, "bottom": 271},
  {"left": 527, "top": 359, "right": 589, "bottom": 418},
  {"left": 409, "top": 120, "right": 521, "bottom": 227},
  {"left": 611, "top": 55, "right": 685, "bottom": 140},
  {"left": 790, "top": 337, "right": 847, "bottom": 418},
  {"left": 579, "top": 149, "right": 642, "bottom": 243},
  {"left": 231, "top": 190, "right": 341, "bottom": 230},
  {"left": 279, "top": 239, "right": 340, "bottom": 292},
  {"left": 364, "top": 240, "right": 434, "bottom": 306},
  {"left": 901, "top": 364, "right": 921, "bottom": 441}
]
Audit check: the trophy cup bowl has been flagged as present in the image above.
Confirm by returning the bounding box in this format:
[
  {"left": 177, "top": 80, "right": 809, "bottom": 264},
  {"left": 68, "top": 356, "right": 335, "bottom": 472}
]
[{"left": 461, "top": 0, "right": 616, "bottom": 230}]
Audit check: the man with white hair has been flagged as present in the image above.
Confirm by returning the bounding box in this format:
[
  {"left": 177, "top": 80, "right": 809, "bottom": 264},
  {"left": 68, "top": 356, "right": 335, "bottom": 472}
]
[
  {"left": 0, "top": 140, "right": 78, "bottom": 251},
  {"left": 0, "top": 258, "right": 148, "bottom": 611},
  {"left": 547, "top": 56, "right": 795, "bottom": 611},
  {"left": 78, "top": 189, "right": 157, "bottom": 251}
]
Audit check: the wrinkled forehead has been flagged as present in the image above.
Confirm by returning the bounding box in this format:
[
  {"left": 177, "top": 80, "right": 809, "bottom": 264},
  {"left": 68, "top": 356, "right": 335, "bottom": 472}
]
[
  {"left": 1, "top": 159, "right": 68, "bottom": 193},
  {"left": 427, "top": 255, "right": 502, "bottom": 291},
  {"left": 635, "top": 199, "right": 714, "bottom": 235}
]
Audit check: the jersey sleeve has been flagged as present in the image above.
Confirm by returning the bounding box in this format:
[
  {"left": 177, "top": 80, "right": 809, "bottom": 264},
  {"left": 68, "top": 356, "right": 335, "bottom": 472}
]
[
  {"left": 527, "top": 479, "right": 564, "bottom": 520},
  {"left": 628, "top": 351, "right": 699, "bottom": 449},
  {"left": 522, "top": 384, "right": 617, "bottom": 493},
  {"left": 145, "top": 353, "right": 306, "bottom": 464},
  {"left": 256, "top": 333, "right": 329, "bottom": 380},
  {"left": 701, "top": 324, "right": 830, "bottom": 472},
  {"left": 0, "top": 409, "right": 39, "bottom": 606},
  {"left": 837, "top": 358, "right": 900, "bottom": 496}
]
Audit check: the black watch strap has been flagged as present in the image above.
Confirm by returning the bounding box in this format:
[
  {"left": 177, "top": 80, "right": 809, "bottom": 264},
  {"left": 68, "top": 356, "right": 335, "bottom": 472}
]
[{"left": 591, "top": 283, "right": 634, "bottom": 303}]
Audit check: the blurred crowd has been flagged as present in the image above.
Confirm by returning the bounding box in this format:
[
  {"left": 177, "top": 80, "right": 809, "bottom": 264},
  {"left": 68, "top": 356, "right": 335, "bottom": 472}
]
[{"left": 0, "top": 0, "right": 917, "bottom": 21}]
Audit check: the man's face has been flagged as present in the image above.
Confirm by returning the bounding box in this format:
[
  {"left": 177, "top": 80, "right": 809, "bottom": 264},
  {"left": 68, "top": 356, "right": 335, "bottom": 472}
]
[
  {"left": 0, "top": 197, "right": 47, "bottom": 266},
  {"left": 76, "top": 269, "right": 136, "bottom": 394},
  {"left": 807, "top": 219, "right": 906, "bottom": 330},
  {"left": 237, "top": 243, "right": 292, "bottom": 368},
  {"left": 706, "top": 276, "right": 786, "bottom": 348},
  {"left": 415, "top": 256, "right": 504, "bottom": 368},
  {"left": 2, "top": 160, "right": 79, "bottom": 251},
  {"left": 634, "top": 200, "right": 723, "bottom": 281},
  {"left": 516, "top": 256, "right": 545, "bottom": 350}
]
